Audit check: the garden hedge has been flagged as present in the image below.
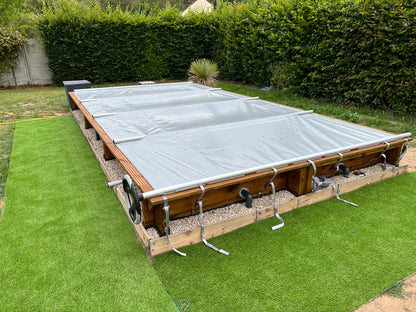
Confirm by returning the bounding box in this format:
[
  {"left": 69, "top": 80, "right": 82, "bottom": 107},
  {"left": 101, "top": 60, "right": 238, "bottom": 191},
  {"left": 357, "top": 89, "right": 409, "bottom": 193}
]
[
  {"left": 39, "top": 1, "right": 217, "bottom": 84},
  {"left": 0, "top": 27, "right": 24, "bottom": 75},
  {"left": 216, "top": 0, "right": 416, "bottom": 114},
  {"left": 39, "top": 0, "right": 416, "bottom": 114}
]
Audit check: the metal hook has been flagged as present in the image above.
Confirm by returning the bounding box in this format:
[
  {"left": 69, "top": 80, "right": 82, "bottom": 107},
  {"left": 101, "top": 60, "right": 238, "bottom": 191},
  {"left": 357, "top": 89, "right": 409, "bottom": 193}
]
[
  {"left": 269, "top": 168, "right": 278, "bottom": 185},
  {"left": 162, "top": 195, "right": 186, "bottom": 257},
  {"left": 197, "top": 184, "right": 206, "bottom": 203},
  {"left": 335, "top": 152, "right": 343, "bottom": 171},
  {"left": 192, "top": 184, "right": 206, "bottom": 215},
  {"left": 307, "top": 160, "right": 317, "bottom": 191},
  {"left": 307, "top": 159, "right": 317, "bottom": 177},
  {"left": 270, "top": 181, "right": 285, "bottom": 230},
  {"left": 331, "top": 184, "right": 358, "bottom": 207},
  {"left": 197, "top": 185, "right": 229, "bottom": 255},
  {"left": 380, "top": 142, "right": 390, "bottom": 170},
  {"left": 258, "top": 168, "right": 278, "bottom": 196},
  {"left": 382, "top": 141, "right": 390, "bottom": 153}
]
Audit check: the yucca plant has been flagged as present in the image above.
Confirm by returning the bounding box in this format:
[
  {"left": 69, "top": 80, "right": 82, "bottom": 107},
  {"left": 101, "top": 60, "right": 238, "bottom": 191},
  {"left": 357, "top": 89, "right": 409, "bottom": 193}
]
[{"left": 188, "top": 58, "right": 219, "bottom": 87}]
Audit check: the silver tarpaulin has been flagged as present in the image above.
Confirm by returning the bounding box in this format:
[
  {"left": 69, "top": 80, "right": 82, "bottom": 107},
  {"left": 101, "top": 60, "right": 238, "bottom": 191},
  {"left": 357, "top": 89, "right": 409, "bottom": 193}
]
[{"left": 74, "top": 82, "right": 410, "bottom": 193}]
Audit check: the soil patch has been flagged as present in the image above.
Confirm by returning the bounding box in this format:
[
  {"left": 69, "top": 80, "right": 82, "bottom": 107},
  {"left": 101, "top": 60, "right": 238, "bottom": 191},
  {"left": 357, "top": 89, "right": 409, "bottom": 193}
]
[
  {"left": 402, "top": 146, "right": 416, "bottom": 172},
  {"left": 355, "top": 273, "right": 416, "bottom": 312}
]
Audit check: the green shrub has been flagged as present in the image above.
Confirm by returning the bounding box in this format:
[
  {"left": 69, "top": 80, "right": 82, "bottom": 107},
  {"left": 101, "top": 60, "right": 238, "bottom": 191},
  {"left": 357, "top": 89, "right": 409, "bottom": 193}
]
[
  {"left": 213, "top": 2, "right": 273, "bottom": 85},
  {"left": 0, "top": 27, "right": 24, "bottom": 75},
  {"left": 39, "top": 0, "right": 218, "bottom": 84},
  {"left": 215, "top": 0, "right": 416, "bottom": 114},
  {"left": 188, "top": 58, "right": 219, "bottom": 86}
]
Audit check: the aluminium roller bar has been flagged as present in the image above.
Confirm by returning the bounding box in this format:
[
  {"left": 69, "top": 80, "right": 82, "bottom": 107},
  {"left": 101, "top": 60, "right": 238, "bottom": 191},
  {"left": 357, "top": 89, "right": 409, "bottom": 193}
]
[{"left": 140, "top": 132, "right": 411, "bottom": 201}]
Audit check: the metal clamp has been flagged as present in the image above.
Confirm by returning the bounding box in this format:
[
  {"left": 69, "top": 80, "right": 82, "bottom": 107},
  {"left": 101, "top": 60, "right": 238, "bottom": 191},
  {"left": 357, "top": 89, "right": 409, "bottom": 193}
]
[
  {"left": 380, "top": 142, "right": 390, "bottom": 170},
  {"left": 258, "top": 168, "right": 278, "bottom": 196},
  {"left": 162, "top": 195, "right": 186, "bottom": 257},
  {"left": 307, "top": 160, "right": 317, "bottom": 191},
  {"left": 197, "top": 185, "right": 229, "bottom": 255},
  {"left": 334, "top": 152, "right": 343, "bottom": 171},
  {"left": 270, "top": 181, "right": 285, "bottom": 231},
  {"left": 331, "top": 184, "right": 358, "bottom": 207}
]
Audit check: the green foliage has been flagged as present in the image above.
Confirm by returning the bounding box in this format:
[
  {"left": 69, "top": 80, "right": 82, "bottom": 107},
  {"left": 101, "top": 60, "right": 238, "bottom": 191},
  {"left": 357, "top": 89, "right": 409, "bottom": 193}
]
[
  {"left": 188, "top": 58, "right": 219, "bottom": 86},
  {"left": 213, "top": 2, "right": 272, "bottom": 85},
  {"left": 39, "top": 0, "right": 416, "bottom": 113},
  {"left": 0, "top": 0, "right": 42, "bottom": 37},
  {"left": 0, "top": 0, "right": 25, "bottom": 27},
  {"left": 0, "top": 28, "right": 24, "bottom": 75},
  {"left": 215, "top": 0, "right": 416, "bottom": 114},
  {"left": 39, "top": 0, "right": 218, "bottom": 84}
]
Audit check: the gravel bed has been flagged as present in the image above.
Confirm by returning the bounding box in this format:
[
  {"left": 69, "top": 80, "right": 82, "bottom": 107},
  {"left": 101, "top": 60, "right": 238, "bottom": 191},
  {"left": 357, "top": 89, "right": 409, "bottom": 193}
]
[
  {"left": 161, "top": 189, "right": 295, "bottom": 237},
  {"left": 73, "top": 110, "right": 127, "bottom": 180},
  {"left": 328, "top": 164, "right": 389, "bottom": 185},
  {"left": 72, "top": 110, "right": 395, "bottom": 240}
]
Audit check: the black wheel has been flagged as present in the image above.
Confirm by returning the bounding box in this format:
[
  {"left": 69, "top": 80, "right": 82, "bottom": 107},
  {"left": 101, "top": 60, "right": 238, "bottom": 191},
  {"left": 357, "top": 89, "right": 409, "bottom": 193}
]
[{"left": 122, "top": 176, "right": 142, "bottom": 224}]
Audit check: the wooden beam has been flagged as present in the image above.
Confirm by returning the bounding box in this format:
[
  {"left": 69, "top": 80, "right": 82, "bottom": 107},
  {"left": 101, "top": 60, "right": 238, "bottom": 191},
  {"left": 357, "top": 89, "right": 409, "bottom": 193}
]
[
  {"left": 70, "top": 97, "right": 78, "bottom": 110},
  {"left": 148, "top": 165, "right": 408, "bottom": 256},
  {"left": 286, "top": 166, "right": 313, "bottom": 195},
  {"left": 84, "top": 116, "right": 92, "bottom": 129},
  {"left": 103, "top": 142, "right": 115, "bottom": 160}
]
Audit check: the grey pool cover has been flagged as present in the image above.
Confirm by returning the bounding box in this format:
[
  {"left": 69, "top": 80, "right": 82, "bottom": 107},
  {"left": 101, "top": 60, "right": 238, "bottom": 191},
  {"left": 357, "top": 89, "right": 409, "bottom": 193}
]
[{"left": 74, "top": 82, "right": 410, "bottom": 192}]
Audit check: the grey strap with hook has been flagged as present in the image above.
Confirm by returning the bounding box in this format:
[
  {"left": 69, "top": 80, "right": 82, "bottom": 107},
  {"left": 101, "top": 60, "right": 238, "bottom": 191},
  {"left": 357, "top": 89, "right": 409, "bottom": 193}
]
[
  {"left": 162, "top": 195, "right": 186, "bottom": 257},
  {"left": 197, "top": 185, "right": 229, "bottom": 255},
  {"left": 331, "top": 184, "right": 358, "bottom": 207}
]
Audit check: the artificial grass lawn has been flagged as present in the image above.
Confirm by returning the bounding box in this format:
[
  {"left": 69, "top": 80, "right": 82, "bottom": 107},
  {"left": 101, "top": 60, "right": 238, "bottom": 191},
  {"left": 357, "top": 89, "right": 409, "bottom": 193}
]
[
  {"left": 153, "top": 172, "right": 416, "bottom": 311},
  {"left": 0, "top": 116, "right": 176, "bottom": 311},
  {"left": 1, "top": 88, "right": 415, "bottom": 312}
]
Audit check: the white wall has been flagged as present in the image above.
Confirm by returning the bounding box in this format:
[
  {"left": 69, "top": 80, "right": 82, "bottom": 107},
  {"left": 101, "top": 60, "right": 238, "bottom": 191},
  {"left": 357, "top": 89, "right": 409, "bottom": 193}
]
[{"left": 0, "top": 38, "right": 52, "bottom": 87}]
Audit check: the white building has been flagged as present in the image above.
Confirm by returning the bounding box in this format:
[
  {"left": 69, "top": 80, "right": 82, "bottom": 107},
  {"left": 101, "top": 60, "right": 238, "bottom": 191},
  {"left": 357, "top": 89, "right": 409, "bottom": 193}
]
[{"left": 182, "top": 0, "right": 213, "bottom": 15}]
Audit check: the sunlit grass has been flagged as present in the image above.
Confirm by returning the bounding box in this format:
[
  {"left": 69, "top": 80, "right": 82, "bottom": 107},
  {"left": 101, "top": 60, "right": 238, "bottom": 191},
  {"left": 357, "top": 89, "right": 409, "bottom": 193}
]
[
  {"left": 0, "top": 116, "right": 176, "bottom": 311},
  {"left": 154, "top": 172, "right": 416, "bottom": 311}
]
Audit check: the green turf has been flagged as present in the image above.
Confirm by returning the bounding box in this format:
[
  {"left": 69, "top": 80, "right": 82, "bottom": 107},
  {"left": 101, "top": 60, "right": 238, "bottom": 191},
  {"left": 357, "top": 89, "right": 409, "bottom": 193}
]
[
  {"left": 0, "top": 116, "right": 176, "bottom": 312},
  {"left": 153, "top": 172, "right": 416, "bottom": 312},
  {"left": 1, "top": 95, "right": 415, "bottom": 312}
]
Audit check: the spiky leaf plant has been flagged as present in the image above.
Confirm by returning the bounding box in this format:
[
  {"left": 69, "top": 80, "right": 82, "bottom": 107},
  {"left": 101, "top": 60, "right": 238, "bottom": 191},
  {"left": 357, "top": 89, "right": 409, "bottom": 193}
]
[{"left": 188, "top": 58, "right": 219, "bottom": 87}]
